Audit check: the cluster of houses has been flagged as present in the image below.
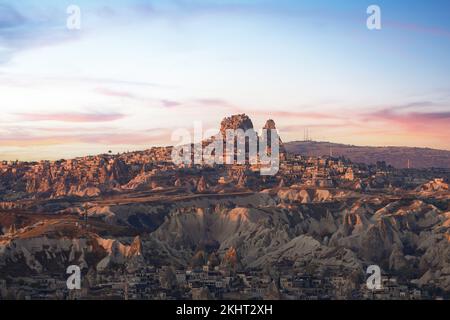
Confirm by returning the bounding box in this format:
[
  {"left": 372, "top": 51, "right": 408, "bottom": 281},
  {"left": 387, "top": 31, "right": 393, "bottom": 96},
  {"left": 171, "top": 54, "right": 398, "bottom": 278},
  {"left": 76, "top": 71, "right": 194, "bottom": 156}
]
[{"left": 0, "top": 264, "right": 432, "bottom": 300}]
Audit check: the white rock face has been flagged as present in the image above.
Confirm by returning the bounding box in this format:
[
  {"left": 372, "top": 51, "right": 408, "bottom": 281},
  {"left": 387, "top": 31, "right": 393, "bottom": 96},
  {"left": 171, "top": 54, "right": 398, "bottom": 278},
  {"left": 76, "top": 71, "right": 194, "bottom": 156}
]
[
  {"left": 1, "top": 186, "right": 449, "bottom": 293},
  {"left": 0, "top": 233, "right": 142, "bottom": 275},
  {"left": 130, "top": 194, "right": 449, "bottom": 291}
]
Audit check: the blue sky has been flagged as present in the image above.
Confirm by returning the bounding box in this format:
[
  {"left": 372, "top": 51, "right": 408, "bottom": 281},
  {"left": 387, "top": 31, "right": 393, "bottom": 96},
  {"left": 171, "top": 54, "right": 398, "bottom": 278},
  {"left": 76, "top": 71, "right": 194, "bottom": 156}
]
[{"left": 1, "top": 0, "right": 450, "bottom": 160}]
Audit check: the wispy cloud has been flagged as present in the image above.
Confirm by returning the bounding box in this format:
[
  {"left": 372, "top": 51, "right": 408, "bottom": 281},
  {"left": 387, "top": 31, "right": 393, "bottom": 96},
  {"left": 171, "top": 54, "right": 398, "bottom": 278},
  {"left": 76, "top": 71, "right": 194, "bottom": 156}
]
[
  {"left": 16, "top": 112, "right": 126, "bottom": 123},
  {"left": 260, "top": 110, "right": 344, "bottom": 120},
  {"left": 0, "top": 3, "right": 26, "bottom": 29},
  {"left": 385, "top": 20, "right": 450, "bottom": 40},
  {"left": 387, "top": 101, "right": 437, "bottom": 111},
  {"left": 0, "top": 3, "right": 82, "bottom": 63},
  {"left": 161, "top": 99, "right": 182, "bottom": 108},
  {"left": 0, "top": 131, "right": 170, "bottom": 147},
  {"left": 195, "top": 98, "right": 232, "bottom": 107},
  {"left": 272, "top": 102, "right": 450, "bottom": 147},
  {"left": 158, "top": 98, "right": 237, "bottom": 110},
  {"left": 94, "top": 87, "right": 138, "bottom": 99},
  {"left": 361, "top": 108, "right": 450, "bottom": 139},
  {"left": 363, "top": 108, "right": 450, "bottom": 123}
]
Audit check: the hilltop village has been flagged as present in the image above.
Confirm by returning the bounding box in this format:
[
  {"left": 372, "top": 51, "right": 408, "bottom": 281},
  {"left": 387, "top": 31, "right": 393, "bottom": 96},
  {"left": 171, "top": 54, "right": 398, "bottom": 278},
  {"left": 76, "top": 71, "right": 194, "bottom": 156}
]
[{"left": 0, "top": 115, "right": 449, "bottom": 300}]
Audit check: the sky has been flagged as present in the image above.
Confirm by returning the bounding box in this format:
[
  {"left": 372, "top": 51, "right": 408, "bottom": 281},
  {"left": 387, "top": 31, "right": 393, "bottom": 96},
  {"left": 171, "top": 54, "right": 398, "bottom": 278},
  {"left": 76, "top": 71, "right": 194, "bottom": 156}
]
[{"left": 1, "top": 0, "right": 450, "bottom": 161}]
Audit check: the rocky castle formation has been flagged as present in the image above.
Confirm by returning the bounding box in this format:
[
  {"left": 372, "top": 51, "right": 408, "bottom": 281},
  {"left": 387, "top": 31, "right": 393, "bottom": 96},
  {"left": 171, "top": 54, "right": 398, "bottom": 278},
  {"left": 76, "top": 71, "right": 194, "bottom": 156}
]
[
  {"left": 219, "top": 114, "right": 254, "bottom": 137},
  {"left": 216, "top": 114, "right": 287, "bottom": 161}
]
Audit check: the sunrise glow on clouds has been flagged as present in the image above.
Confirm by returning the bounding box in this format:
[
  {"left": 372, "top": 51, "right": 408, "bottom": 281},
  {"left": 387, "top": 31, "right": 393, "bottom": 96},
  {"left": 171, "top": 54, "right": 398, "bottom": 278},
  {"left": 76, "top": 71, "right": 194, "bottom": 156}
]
[{"left": 1, "top": 0, "right": 450, "bottom": 161}]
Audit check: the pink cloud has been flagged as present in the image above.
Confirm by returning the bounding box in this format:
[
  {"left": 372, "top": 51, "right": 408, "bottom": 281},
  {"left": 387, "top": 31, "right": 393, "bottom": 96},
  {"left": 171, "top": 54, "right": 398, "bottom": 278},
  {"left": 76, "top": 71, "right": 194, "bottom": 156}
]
[
  {"left": 364, "top": 109, "right": 450, "bottom": 125},
  {"left": 260, "top": 110, "right": 343, "bottom": 120},
  {"left": 195, "top": 98, "right": 230, "bottom": 106},
  {"left": 159, "top": 98, "right": 241, "bottom": 111},
  {"left": 161, "top": 99, "right": 182, "bottom": 108},
  {"left": 194, "top": 98, "right": 239, "bottom": 111},
  {"left": 76, "top": 132, "right": 169, "bottom": 145},
  {"left": 361, "top": 109, "right": 450, "bottom": 138},
  {"left": 0, "top": 132, "right": 171, "bottom": 147},
  {"left": 16, "top": 112, "right": 126, "bottom": 123},
  {"left": 94, "top": 87, "right": 138, "bottom": 99}
]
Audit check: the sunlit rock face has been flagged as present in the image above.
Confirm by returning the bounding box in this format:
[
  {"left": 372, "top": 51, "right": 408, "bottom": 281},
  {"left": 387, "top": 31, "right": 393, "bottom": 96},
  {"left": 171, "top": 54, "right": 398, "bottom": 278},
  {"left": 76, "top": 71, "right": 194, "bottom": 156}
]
[
  {"left": 219, "top": 114, "right": 254, "bottom": 137},
  {"left": 418, "top": 178, "right": 449, "bottom": 193}
]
